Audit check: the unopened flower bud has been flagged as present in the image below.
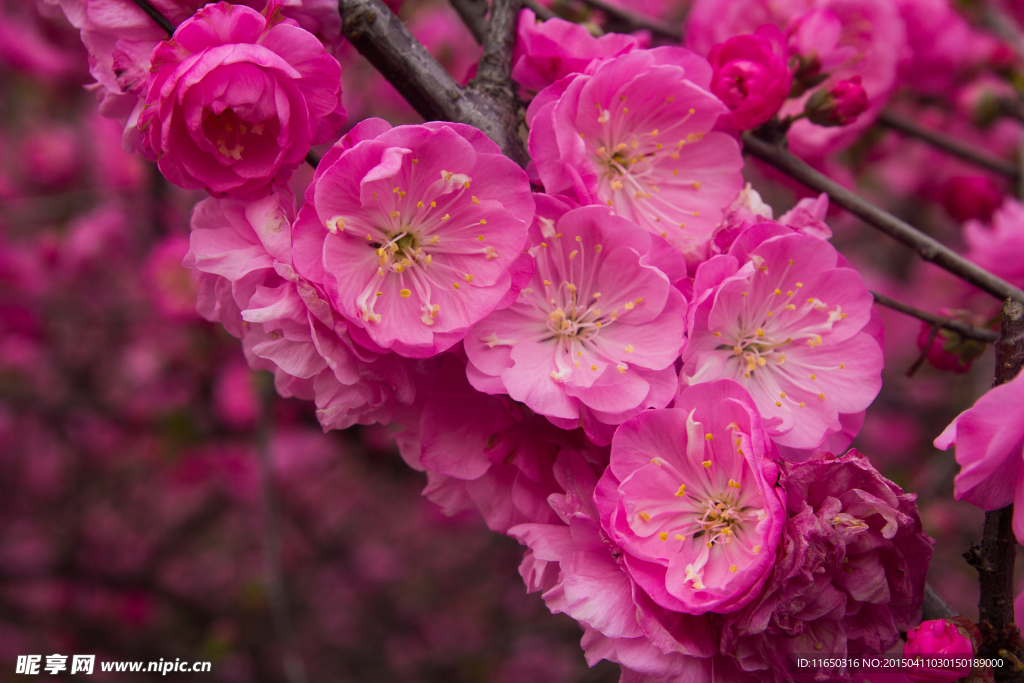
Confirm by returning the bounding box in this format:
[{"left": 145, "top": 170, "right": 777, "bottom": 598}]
[
  {"left": 804, "top": 76, "right": 868, "bottom": 127},
  {"left": 902, "top": 619, "right": 974, "bottom": 683}
]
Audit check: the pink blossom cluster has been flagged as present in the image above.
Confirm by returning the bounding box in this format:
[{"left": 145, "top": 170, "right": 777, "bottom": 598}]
[{"left": 37, "top": 0, "right": 988, "bottom": 681}]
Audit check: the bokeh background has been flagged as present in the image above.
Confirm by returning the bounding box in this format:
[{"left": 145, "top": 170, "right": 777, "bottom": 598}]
[{"left": 0, "top": 0, "right": 1021, "bottom": 681}]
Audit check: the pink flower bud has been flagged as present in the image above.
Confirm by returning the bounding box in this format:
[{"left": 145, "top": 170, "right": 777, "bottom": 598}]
[
  {"left": 708, "top": 26, "right": 793, "bottom": 130},
  {"left": 902, "top": 619, "right": 973, "bottom": 683},
  {"left": 940, "top": 176, "right": 1004, "bottom": 223},
  {"left": 805, "top": 75, "right": 868, "bottom": 127}
]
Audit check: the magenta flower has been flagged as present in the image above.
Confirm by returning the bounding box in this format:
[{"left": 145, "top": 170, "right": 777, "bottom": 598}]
[
  {"left": 903, "top": 620, "right": 973, "bottom": 683},
  {"left": 935, "top": 369, "right": 1024, "bottom": 542},
  {"left": 292, "top": 118, "right": 534, "bottom": 359},
  {"left": 940, "top": 176, "right": 1004, "bottom": 223},
  {"left": 464, "top": 197, "right": 687, "bottom": 440},
  {"left": 527, "top": 47, "right": 744, "bottom": 261},
  {"left": 707, "top": 26, "right": 792, "bottom": 131},
  {"left": 964, "top": 198, "right": 1024, "bottom": 289},
  {"left": 599, "top": 381, "right": 786, "bottom": 615},
  {"left": 718, "top": 449, "right": 931, "bottom": 680},
  {"left": 683, "top": 223, "right": 883, "bottom": 453},
  {"left": 137, "top": 2, "right": 346, "bottom": 196},
  {"left": 509, "top": 447, "right": 722, "bottom": 681},
  {"left": 185, "top": 187, "right": 418, "bottom": 431},
  {"left": 512, "top": 8, "right": 640, "bottom": 96}
]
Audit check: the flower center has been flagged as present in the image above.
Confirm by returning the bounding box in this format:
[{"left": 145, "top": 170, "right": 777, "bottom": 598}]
[{"left": 202, "top": 108, "right": 267, "bottom": 161}]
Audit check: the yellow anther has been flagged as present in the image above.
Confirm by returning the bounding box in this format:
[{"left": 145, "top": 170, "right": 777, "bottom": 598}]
[
  {"left": 570, "top": 250, "right": 578, "bottom": 260},
  {"left": 775, "top": 402, "right": 782, "bottom": 407},
  {"left": 430, "top": 201, "right": 437, "bottom": 207},
  {"left": 464, "top": 274, "right": 474, "bottom": 282},
  {"left": 624, "top": 302, "right": 634, "bottom": 311},
  {"left": 376, "top": 291, "right": 383, "bottom": 297},
  {"left": 705, "top": 433, "right": 713, "bottom": 441},
  {"left": 472, "top": 196, "right": 481, "bottom": 204},
  {"left": 453, "top": 283, "right": 460, "bottom": 289},
  {"left": 799, "top": 402, "right": 806, "bottom": 407},
  {"left": 753, "top": 545, "right": 760, "bottom": 554},
  {"left": 617, "top": 363, "right": 627, "bottom": 373},
  {"left": 796, "top": 282, "right": 803, "bottom": 288},
  {"left": 756, "top": 328, "right": 764, "bottom": 337},
  {"left": 399, "top": 289, "right": 411, "bottom": 298},
  {"left": 624, "top": 344, "right": 634, "bottom": 354},
  {"left": 389, "top": 210, "right": 400, "bottom": 218},
  {"left": 675, "top": 485, "right": 686, "bottom": 497},
  {"left": 479, "top": 219, "right": 487, "bottom": 225},
  {"left": 775, "top": 288, "right": 782, "bottom": 295},
  {"left": 659, "top": 532, "right": 668, "bottom": 541},
  {"left": 810, "top": 374, "right": 816, "bottom": 380},
  {"left": 639, "top": 512, "right": 651, "bottom": 522},
  {"left": 702, "top": 460, "right": 712, "bottom": 468},
  {"left": 780, "top": 392, "right": 786, "bottom": 398},
  {"left": 757, "top": 357, "right": 766, "bottom": 366},
  {"left": 706, "top": 541, "right": 713, "bottom": 548},
  {"left": 591, "top": 365, "right": 598, "bottom": 371},
  {"left": 675, "top": 534, "right": 684, "bottom": 540},
  {"left": 819, "top": 393, "right": 825, "bottom": 400},
  {"left": 429, "top": 235, "right": 440, "bottom": 244}
]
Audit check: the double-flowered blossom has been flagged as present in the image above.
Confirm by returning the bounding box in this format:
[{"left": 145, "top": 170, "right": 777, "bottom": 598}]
[
  {"left": 185, "top": 186, "right": 418, "bottom": 431},
  {"left": 512, "top": 8, "right": 641, "bottom": 97},
  {"left": 719, "top": 450, "right": 932, "bottom": 682},
  {"left": 903, "top": 619, "right": 974, "bottom": 683},
  {"left": 707, "top": 27, "right": 792, "bottom": 131},
  {"left": 527, "top": 47, "right": 744, "bottom": 262},
  {"left": 138, "top": 2, "right": 346, "bottom": 196},
  {"left": 464, "top": 196, "right": 686, "bottom": 442},
  {"left": 683, "top": 220, "right": 883, "bottom": 454},
  {"left": 935, "top": 368, "right": 1024, "bottom": 543},
  {"left": 292, "top": 119, "right": 534, "bottom": 359},
  {"left": 600, "top": 381, "right": 786, "bottom": 616}
]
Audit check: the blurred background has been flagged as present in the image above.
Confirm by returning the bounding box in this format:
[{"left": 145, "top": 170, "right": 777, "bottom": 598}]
[{"left": 0, "top": 0, "right": 1021, "bottom": 681}]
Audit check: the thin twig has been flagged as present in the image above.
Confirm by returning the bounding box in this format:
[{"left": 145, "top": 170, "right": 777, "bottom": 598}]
[
  {"left": 877, "top": 111, "right": 1018, "bottom": 180},
  {"left": 449, "top": 0, "right": 487, "bottom": 44},
  {"left": 131, "top": 0, "right": 175, "bottom": 36},
  {"left": 340, "top": 0, "right": 530, "bottom": 167},
  {"left": 742, "top": 132, "right": 1024, "bottom": 303},
  {"left": 922, "top": 583, "right": 959, "bottom": 621},
  {"left": 871, "top": 291, "right": 998, "bottom": 343},
  {"left": 577, "top": 0, "right": 682, "bottom": 41},
  {"left": 304, "top": 149, "right": 321, "bottom": 169},
  {"left": 522, "top": 0, "right": 557, "bottom": 21}
]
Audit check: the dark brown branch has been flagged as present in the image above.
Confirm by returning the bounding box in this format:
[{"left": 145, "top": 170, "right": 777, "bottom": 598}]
[
  {"left": 577, "top": 0, "right": 682, "bottom": 41},
  {"left": 966, "top": 299, "right": 1024, "bottom": 681},
  {"left": 871, "top": 291, "right": 998, "bottom": 343},
  {"left": 131, "top": 0, "right": 175, "bottom": 36},
  {"left": 1002, "top": 98, "right": 1024, "bottom": 125},
  {"left": 522, "top": 0, "right": 557, "bottom": 22},
  {"left": 449, "top": 0, "right": 487, "bottom": 44},
  {"left": 304, "top": 150, "right": 321, "bottom": 169},
  {"left": 742, "top": 132, "right": 1024, "bottom": 303},
  {"left": 473, "top": 0, "right": 521, "bottom": 88},
  {"left": 878, "top": 111, "right": 1018, "bottom": 180},
  {"left": 340, "top": 0, "right": 530, "bottom": 167}
]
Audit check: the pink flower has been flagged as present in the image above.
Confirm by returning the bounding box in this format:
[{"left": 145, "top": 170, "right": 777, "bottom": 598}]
[
  {"left": 686, "top": 0, "right": 906, "bottom": 160},
  {"left": 185, "top": 186, "right": 417, "bottom": 430},
  {"left": 935, "top": 369, "right": 1024, "bottom": 542},
  {"left": 599, "top": 381, "right": 786, "bottom": 615},
  {"left": 464, "top": 197, "right": 687, "bottom": 442},
  {"left": 804, "top": 75, "right": 868, "bottom": 127},
  {"left": 903, "top": 620, "right": 973, "bottom": 683},
  {"left": 395, "top": 355, "right": 583, "bottom": 534},
  {"left": 964, "top": 198, "right": 1024, "bottom": 289},
  {"left": 526, "top": 47, "right": 744, "bottom": 261},
  {"left": 292, "top": 118, "right": 534, "bottom": 359},
  {"left": 683, "top": 222, "right": 883, "bottom": 453},
  {"left": 509, "top": 447, "right": 721, "bottom": 680},
  {"left": 707, "top": 26, "right": 792, "bottom": 130},
  {"left": 137, "top": 2, "right": 346, "bottom": 197},
  {"left": 512, "top": 8, "right": 640, "bottom": 96},
  {"left": 718, "top": 450, "right": 932, "bottom": 681},
  {"left": 940, "top": 176, "right": 1004, "bottom": 223},
  {"left": 212, "top": 358, "right": 260, "bottom": 429}
]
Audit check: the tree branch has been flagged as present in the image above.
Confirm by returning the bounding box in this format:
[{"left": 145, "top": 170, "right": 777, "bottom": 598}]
[
  {"left": 871, "top": 291, "right": 998, "bottom": 343},
  {"left": 877, "top": 111, "right": 1018, "bottom": 180},
  {"left": 131, "top": 0, "right": 175, "bottom": 36},
  {"left": 965, "top": 299, "right": 1024, "bottom": 681},
  {"left": 741, "top": 132, "right": 1024, "bottom": 303},
  {"left": 448, "top": 0, "right": 487, "bottom": 44},
  {"left": 922, "top": 583, "right": 959, "bottom": 621},
  {"left": 521, "top": 0, "right": 557, "bottom": 22},
  {"left": 577, "top": 0, "right": 682, "bottom": 41},
  {"left": 473, "top": 0, "right": 521, "bottom": 89},
  {"left": 341, "top": 0, "right": 530, "bottom": 167}
]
